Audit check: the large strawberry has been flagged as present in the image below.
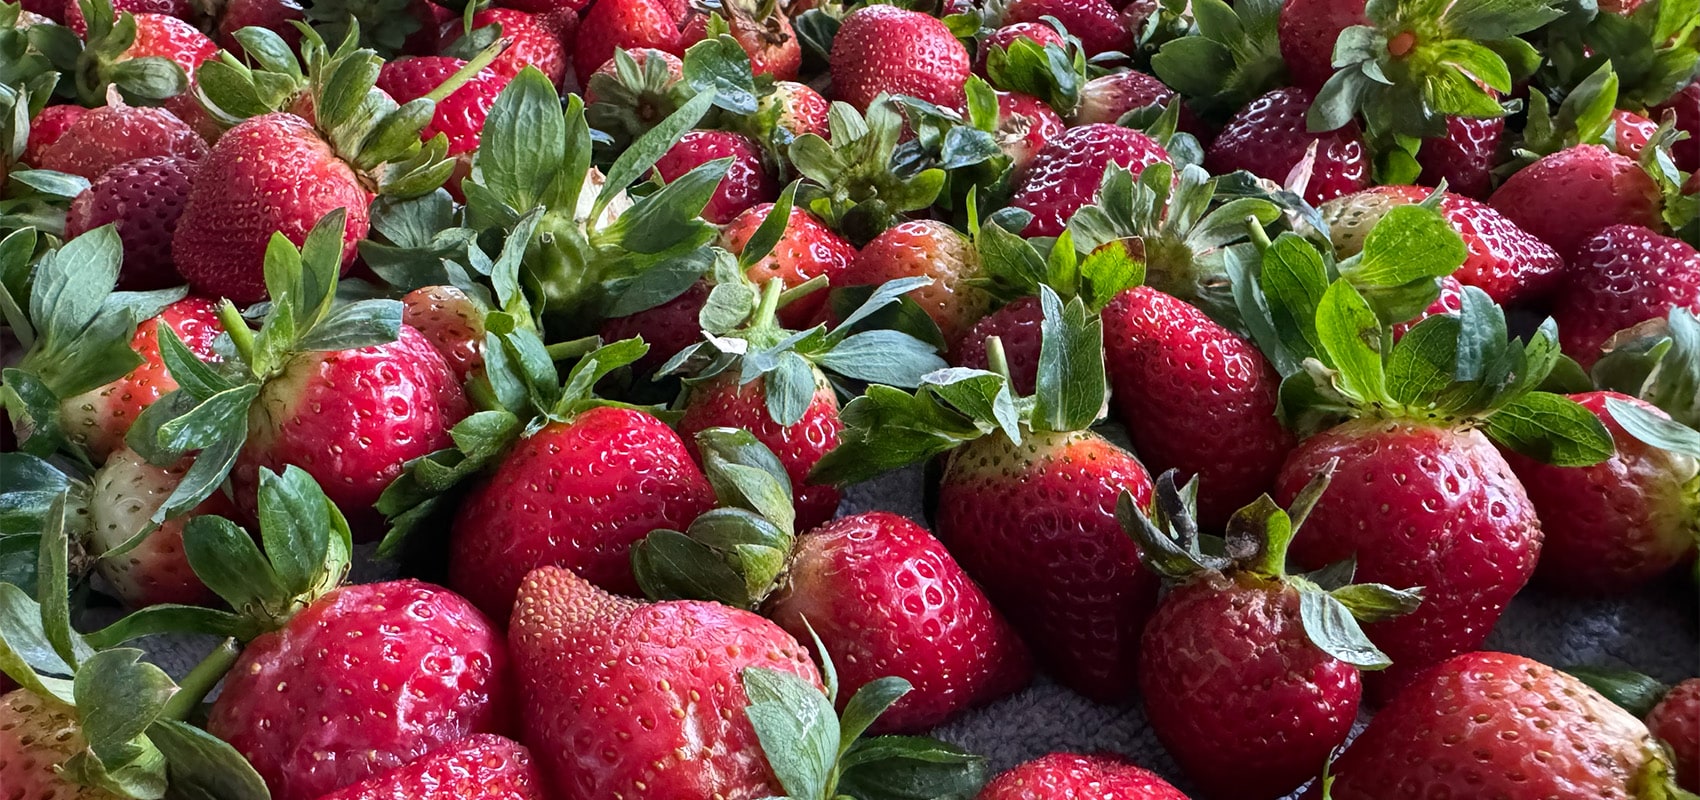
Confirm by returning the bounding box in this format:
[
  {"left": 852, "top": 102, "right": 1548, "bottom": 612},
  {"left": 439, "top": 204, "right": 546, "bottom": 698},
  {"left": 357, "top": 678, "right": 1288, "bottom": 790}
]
[
  {"left": 1126, "top": 468, "right": 1421, "bottom": 800},
  {"left": 1322, "top": 652, "right": 1682, "bottom": 798},
  {"left": 1551, "top": 224, "right": 1700, "bottom": 367},
  {"left": 814, "top": 289, "right": 1158, "bottom": 702},
  {"left": 977, "top": 754, "right": 1188, "bottom": 800},
  {"left": 1009, "top": 123, "right": 1172, "bottom": 237},
  {"left": 720, "top": 202, "right": 857, "bottom": 326},
  {"left": 1205, "top": 86, "right": 1369, "bottom": 206},
  {"left": 836, "top": 219, "right": 993, "bottom": 348},
  {"left": 316, "top": 735, "right": 546, "bottom": 800},
  {"left": 63, "top": 155, "right": 197, "bottom": 290},
  {"left": 829, "top": 5, "right": 971, "bottom": 111},
  {"left": 1276, "top": 0, "right": 1363, "bottom": 90},
  {"left": 1489, "top": 144, "right": 1664, "bottom": 259}
]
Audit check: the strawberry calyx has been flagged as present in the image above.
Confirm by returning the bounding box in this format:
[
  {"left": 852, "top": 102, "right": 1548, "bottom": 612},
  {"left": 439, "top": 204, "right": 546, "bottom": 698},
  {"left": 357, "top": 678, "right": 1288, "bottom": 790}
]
[
  {"left": 789, "top": 96, "right": 949, "bottom": 245},
  {"left": 983, "top": 18, "right": 1088, "bottom": 115},
  {"left": 585, "top": 47, "right": 695, "bottom": 148},
  {"left": 1567, "top": 666, "right": 1672, "bottom": 718},
  {"left": 1538, "top": 0, "right": 1700, "bottom": 111},
  {"left": 1593, "top": 308, "right": 1700, "bottom": 430},
  {"left": 1148, "top": 0, "right": 1288, "bottom": 122},
  {"left": 301, "top": 0, "right": 424, "bottom": 57},
  {"left": 1506, "top": 61, "right": 1628, "bottom": 172},
  {"left": 63, "top": 0, "right": 189, "bottom": 104},
  {"left": 1119, "top": 463, "right": 1423, "bottom": 670}
]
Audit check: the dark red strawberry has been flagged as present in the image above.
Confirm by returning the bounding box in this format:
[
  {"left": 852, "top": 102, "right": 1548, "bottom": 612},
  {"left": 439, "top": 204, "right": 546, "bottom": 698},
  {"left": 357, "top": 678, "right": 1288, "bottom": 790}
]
[
  {"left": 722, "top": 203, "right": 858, "bottom": 328},
  {"left": 954, "top": 296, "right": 1043, "bottom": 395},
  {"left": 1010, "top": 123, "right": 1172, "bottom": 237},
  {"left": 977, "top": 21, "right": 1066, "bottom": 70},
  {"left": 1650, "top": 679, "right": 1700, "bottom": 791},
  {"left": 829, "top": 5, "right": 971, "bottom": 111},
  {"left": 653, "top": 129, "right": 777, "bottom": 224},
  {"left": 469, "top": 8, "right": 568, "bottom": 88},
  {"left": 377, "top": 56, "right": 508, "bottom": 157},
  {"left": 977, "top": 753, "right": 1189, "bottom": 799},
  {"left": 1416, "top": 114, "right": 1504, "bottom": 199},
  {"left": 1276, "top": 0, "right": 1364, "bottom": 90},
  {"left": 572, "top": 0, "right": 686, "bottom": 86},
  {"left": 995, "top": 91, "right": 1067, "bottom": 174},
  {"left": 1489, "top": 144, "right": 1663, "bottom": 259},
  {"left": 598, "top": 279, "right": 711, "bottom": 373},
  {"left": 401, "top": 285, "right": 486, "bottom": 384},
  {"left": 63, "top": 154, "right": 197, "bottom": 290},
  {"left": 1000, "top": 0, "right": 1129, "bottom": 57},
  {"left": 316, "top": 735, "right": 546, "bottom": 800},
  {"left": 88, "top": 447, "right": 232, "bottom": 609},
  {"left": 1072, "top": 70, "right": 1206, "bottom": 137},
  {"left": 1551, "top": 224, "right": 1700, "bottom": 367},
  {"left": 22, "top": 104, "right": 85, "bottom": 165},
  {"left": 1205, "top": 86, "right": 1370, "bottom": 207},
  {"left": 35, "top": 96, "right": 206, "bottom": 181},
  {"left": 1652, "top": 82, "right": 1699, "bottom": 173},
  {"left": 208, "top": 580, "right": 509, "bottom": 800},
  {"left": 838, "top": 219, "right": 993, "bottom": 347},
  {"left": 216, "top": 0, "right": 305, "bottom": 54}
]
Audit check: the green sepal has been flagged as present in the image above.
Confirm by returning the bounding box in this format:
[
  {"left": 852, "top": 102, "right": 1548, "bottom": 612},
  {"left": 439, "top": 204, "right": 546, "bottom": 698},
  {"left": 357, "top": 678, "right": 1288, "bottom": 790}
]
[
  {"left": 789, "top": 98, "right": 948, "bottom": 244},
  {"left": 303, "top": 0, "right": 422, "bottom": 58},
  {"left": 1031, "top": 285, "right": 1107, "bottom": 434},
  {"left": 1564, "top": 665, "right": 1669, "bottom": 717},
  {"left": 984, "top": 26, "right": 1086, "bottom": 115},
  {"left": 68, "top": 0, "right": 190, "bottom": 106},
  {"left": 1543, "top": 0, "right": 1700, "bottom": 109},
  {"left": 1148, "top": 0, "right": 1288, "bottom": 121},
  {"left": 1591, "top": 309, "right": 1700, "bottom": 429}
]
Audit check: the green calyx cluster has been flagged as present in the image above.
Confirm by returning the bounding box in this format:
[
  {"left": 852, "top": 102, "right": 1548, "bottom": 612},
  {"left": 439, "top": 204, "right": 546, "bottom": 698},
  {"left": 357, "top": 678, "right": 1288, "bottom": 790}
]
[
  {"left": 303, "top": 0, "right": 423, "bottom": 57},
  {"left": 1594, "top": 308, "right": 1700, "bottom": 432},
  {"left": 40, "top": 0, "right": 188, "bottom": 104},
  {"left": 973, "top": 194, "right": 1149, "bottom": 312},
  {"left": 587, "top": 31, "right": 781, "bottom": 152},
  {"left": 1540, "top": 0, "right": 1699, "bottom": 110},
  {"left": 983, "top": 19, "right": 1088, "bottom": 115},
  {"left": 1234, "top": 201, "right": 1616, "bottom": 467},
  {"left": 1119, "top": 464, "right": 1423, "bottom": 669},
  {"left": 1149, "top": 0, "right": 1289, "bottom": 121},
  {"left": 810, "top": 284, "right": 1108, "bottom": 485},
  {"left": 790, "top": 97, "right": 948, "bottom": 244}
]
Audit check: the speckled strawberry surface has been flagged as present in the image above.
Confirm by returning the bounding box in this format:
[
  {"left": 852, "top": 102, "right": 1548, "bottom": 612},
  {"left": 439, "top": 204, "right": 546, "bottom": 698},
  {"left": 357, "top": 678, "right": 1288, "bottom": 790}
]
[
  {"left": 62, "top": 0, "right": 188, "bottom": 34},
  {"left": 839, "top": 219, "right": 993, "bottom": 346},
  {"left": 1551, "top": 224, "right": 1700, "bottom": 368},
  {"left": 1206, "top": 87, "right": 1370, "bottom": 207},
  {"left": 471, "top": 8, "right": 569, "bottom": 87},
  {"left": 829, "top": 5, "right": 971, "bottom": 110},
  {"left": 723, "top": 203, "right": 857, "bottom": 328},
  {"left": 64, "top": 155, "right": 197, "bottom": 290},
  {"left": 123, "top": 13, "right": 219, "bottom": 72},
  {"left": 995, "top": 91, "right": 1067, "bottom": 175},
  {"left": 954, "top": 296, "right": 1044, "bottom": 395},
  {"left": 978, "top": 753, "right": 1190, "bottom": 800},
  {"left": 316, "top": 735, "right": 546, "bottom": 800},
  {"left": 36, "top": 100, "right": 207, "bottom": 181},
  {"left": 598, "top": 279, "right": 711, "bottom": 373},
  {"left": 1072, "top": 71, "right": 1206, "bottom": 138},
  {"left": 654, "top": 129, "right": 777, "bottom": 224},
  {"left": 0, "top": 691, "right": 116, "bottom": 800},
  {"left": 22, "top": 104, "right": 86, "bottom": 165},
  {"left": 1011, "top": 124, "right": 1172, "bottom": 237},
  {"left": 376, "top": 56, "right": 508, "bottom": 156},
  {"left": 1416, "top": 114, "right": 1503, "bottom": 199},
  {"left": 400, "top": 285, "right": 486, "bottom": 383},
  {"left": 1276, "top": 0, "right": 1365, "bottom": 90},
  {"left": 89, "top": 447, "right": 231, "bottom": 608},
  {"left": 1488, "top": 144, "right": 1663, "bottom": 259},
  {"left": 1649, "top": 679, "right": 1700, "bottom": 791}
]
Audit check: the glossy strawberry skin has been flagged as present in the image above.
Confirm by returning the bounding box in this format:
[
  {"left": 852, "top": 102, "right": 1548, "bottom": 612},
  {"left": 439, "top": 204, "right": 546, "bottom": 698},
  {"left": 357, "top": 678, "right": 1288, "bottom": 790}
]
[
  {"left": 677, "top": 372, "right": 844, "bottom": 532},
  {"left": 234, "top": 325, "right": 471, "bottom": 540},
  {"left": 471, "top": 8, "right": 568, "bottom": 88},
  {"left": 761, "top": 80, "right": 831, "bottom": 140},
  {"left": 978, "top": 753, "right": 1190, "bottom": 800},
  {"left": 1649, "top": 679, "right": 1700, "bottom": 792},
  {"left": 1206, "top": 87, "right": 1371, "bottom": 207},
  {"left": 1551, "top": 224, "right": 1700, "bottom": 368},
  {"left": 838, "top": 219, "right": 993, "bottom": 347},
  {"left": 829, "top": 5, "right": 971, "bottom": 111},
  {"left": 1505, "top": 393, "right": 1698, "bottom": 593},
  {"left": 0, "top": 690, "right": 100, "bottom": 799},
  {"left": 1001, "top": 0, "right": 1129, "bottom": 56},
  {"left": 1276, "top": 0, "right": 1365, "bottom": 90},
  {"left": 1104, "top": 287, "right": 1295, "bottom": 530},
  {"left": 1488, "top": 144, "right": 1663, "bottom": 259},
  {"left": 937, "top": 430, "right": 1156, "bottom": 703},
  {"left": 22, "top": 104, "right": 86, "bottom": 165},
  {"left": 653, "top": 130, "right": 777, "bottom": 224},
  {"left": 995, "top": 91, "right": 1067, "bottom": 174},
  {"left": 401, "top": 285, "right": 485, "bottom": 384},
  {"left": 1011, "top": 123, "right": 1172, "bottom": 237},
  {"left": 508, "top": 566, "right": 822, "bottom": 800},
  {"left": 64, "top": 155, "right": 196, "bottom": 291},
  {"left": 60, "top": 296, "right": 224, "bottom": 462},
  {"left": 174, "top": 113, "right": 372, "bottom": 305},
  {"left": 125, "top": 13, "right": 218, "bottom": 73},
  {"left": 1322, "top": 652, "right": 1663, "bottom": 799},
  {"left": 572, "top": 0, "right": 685, "bottom": 86},
  {"left": 1416, "top": 115, "right": 1504, "bottom": 199},
  {"left": 89, "top": 447, "right": 231, "bottom": 609},
  {"left": 1277, "top": 420, "right": 1541, "bottom": 701},
  {"left": 1652, "top": 82, "right": 1699, "bottom": 173},
  {"left": 598, "top": 279, "right": 711, "bottom": 373},
  {"left": 376, "top": 57, "right": 507, "bottom": 157},
  {"left": 207, "top": 580, "right": 510, "bottom": 800},
  {"left": 769, "top": 512, "right": 1033, "bottom": 732},
  {"left": 316, "top": 735, "right": 546, "bottom": 800},
  {"left": 1072, "top": 70, "right": 1208, "bottom": 138},
  {"left": 448, "top": 406, "right": 716, "bottom": 618},
  {"left": 722, "top": 203, "right": 858, "bottom": 329},
  {"left": 953, "top": 296, "right": 1043, "bottom": 395},
  {"left": 36, "top": 101, "right": 206, "bottom": 181}
]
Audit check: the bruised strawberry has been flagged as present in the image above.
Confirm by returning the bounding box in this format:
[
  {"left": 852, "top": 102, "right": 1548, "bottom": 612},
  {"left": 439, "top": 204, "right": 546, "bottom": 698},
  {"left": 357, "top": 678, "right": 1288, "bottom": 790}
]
[
  {"left": 1551, "top": 225, "right": 1700, "bottom": 367},
  {"left": 316, "top": 735, "right": 546, "bottom": 800},
  {"left": 1010, "top": 123, "right": 1172, "bottom": 237},
  {"left": 722, "top": 203, "right": 858, "bottom": 328},
  {"left": 1206, "top": 87, "right": 1370, "bottom": 206},
  {"left": 1489, "top": 144, "right": 1663, "bottom": 259},
  {"left": 829, "top": 5, "right": 971, "bottom": 111},
  {"left": 400, "top": 285, "right": 486, "bottom": 384},
  {"left": 64, "top": 155, "right": 197, "bottom": 290},
  {"left": 978, "top": 753, "right": 1189, "bottom": 800},
  {"left": 88, "top": 447, "right": 230, "bottom": 608},
  {"left": 36, "top": 95, "right": 206, "bottom": 181},
  {"left": 653, "top": 129, "right": 777, "bottom": 224},
  {"left": 839, "top": 219, "right": 993, "bottom": 347}
]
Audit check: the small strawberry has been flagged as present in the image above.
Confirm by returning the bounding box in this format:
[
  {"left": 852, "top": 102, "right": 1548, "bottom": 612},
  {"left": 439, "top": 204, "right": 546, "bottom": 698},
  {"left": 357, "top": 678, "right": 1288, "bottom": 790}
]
[
  {"left": 572, "top": 0, "right": 686, "bottom": 86},
  {"left": 1551, "top": 224, "right": 1700, "bottom": 367},
  {"left": 1010, "top": 123, "right": 1172, "bottom": 237},
  {"left": 1489, "top": 144, "right": 1664, "bottom": 258},
  {"left": 35, "top": 93, "right": 205, "bottom": 181},
  {"left": 680, "top": 0, "right": 800, "bottom": 80},
  {"left": 994, "top": 90, "right": 1067, "bottom": 174},
  {"left": 1609, "top": 109, "right": 1661, "bottom": 158},
  {"left": 654, "top": 129, "right": 778, "bottom": 224},
  {"left": 467, "top": 8, "right": 569, "bottom": 88},
  {"left": 21, "top": 104, "right": 85, "bottom": 166},
  {"left": 977, "top": 753, "right": 1189, "bottom": 800},
  {"left": 63, "top": 154, "right": 197, "bottom": 291},
  {"left": 88, "top": 446, "right": 231, "bottom": 608},
  {"left": 1205, "top": 86, "right": 1369, "bottom": 207},
  {"left": 978, "top": 21, "right": 1066, "bottom": 70},
  {"left": 1322, "top": 652, "right": 1680, "bottom": 798},
  {"left": 759, "top": 80, "right": 831, "bottom": 140},
  {"left": 829, "top": 5, "right": 971, "bottom": 111},
  {"left": 721, "top": 202, "right": 858, "bottom": 328},
  {"left": 998, "top": 0, "right": 1129, "bottom": 57},
  {"left": 837, "top": 219, "right": 993, "bottom": 347},
  {"left": 1126, "top": 468, "right": 1421, "bottom": 800},
  {"left": 955, "top": 296, "right": 1044, "bottom": 395},
  {"left": 1651, "top": 679, "right": 1700, "bottom": 791},
  {"left": 400, "top": 285, "right": 487, "bottom": 384},
  {"left": 1503, "top": 392, "right": 1699, "bottom": 593},
  {"left": 316, "top": 735, "right": 546, "bottom": 800}
]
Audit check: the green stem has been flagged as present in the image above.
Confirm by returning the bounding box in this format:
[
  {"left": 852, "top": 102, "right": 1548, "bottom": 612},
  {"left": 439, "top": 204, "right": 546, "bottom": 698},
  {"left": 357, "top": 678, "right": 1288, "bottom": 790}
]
[
  {"left": 985, "top": 336, "right": 1013, "bottom": 386},
  {"left": 1245, "top": 215, "right": 1273, "bottom": 253},
  {"left": 162, "top": 639, "right": 240, "bottom": 721},
  {"left": 217, "top": 301, "right": 257, "bottom": 367},
  {"left": 775, "top": 275, "right": 829, "bottom": 310},
  {"left": 546, "top": 335, "right": 601, "bottom": 362},
  {"left": 424, "top": 37, "right": 509, "bottom": 104},
  {"left": 751, "top": 278, "right": 786, "bottom": 330}
]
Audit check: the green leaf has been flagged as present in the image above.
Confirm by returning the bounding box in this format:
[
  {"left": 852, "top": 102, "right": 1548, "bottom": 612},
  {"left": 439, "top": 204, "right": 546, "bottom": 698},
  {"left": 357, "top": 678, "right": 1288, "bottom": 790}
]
[
  {"left": 1032, "top": 287, "right": 1106, "bottom": 433},
  {"left": 742, "top": 666, "right": 838, "bottom": 800},
  {"left": 1314, "top": 280, "right": 1388, "bottom": 405},
  {"left": 1440, "top": 0, "right": 1567, "bottom": 39},
  {"left": 294, "top": 299, "right": 403, "bottom": 351},
  {"left": 838, "top": 677, "right": 911, "bottom": 754},
  {"left": 1483, "top": 391, "right": 1616, "bottom": 467},
  {"left": 630, "top": 529, "right": 755, "bottom": 607},
  {"left": 1297, "top": 585, "right": 1392, "bottom": 669},
  {"left": 738, "top": 181, "right": 798, "bottom": 271},
  {"left": 808, "top": 385, "right": 991, "bottom": 485},
  {"left": 255, "top": 466, "right": 349, "bottom": 601},
  {"left": 473, "top": 68, "right": 566, "bottom": 213},
  {"left": 926, "top": 369, "right": 1022, "bottom": 444},
  {"left": 699, "top": 427, "right": 796, "bottom": 534},
  {"left": 762, "top": 352, "right": 816, "bottom": 427},
  {"left": 595, "top": 90, "right": 717, "bottom": 223},
  {"left": 147, "top": 720, "right": 271, "bottom": 800},
  {"left": 74, "top": 648, "right": 174, "bottom": 767},
  {"left": 682, "top": 35, "right": 758, "bottom": 114},
  {"left": 1606, "top": 397, "right": 1700, "bottom": 458},
  {"left": 815, "top": 330, "right": 947, "bottom": 388},
  {"left": 1564, "top": 666, "right": 1669, "bottom": 718},
  {"left": 837, "top": 736, "right": 989, "bottom": 800},
  {"left": 1328, "top": 582, "right": 1424, "bottom": 622},
  {"left": 1352, "top": 205, "right": 1467, "bottom": 285},
  {"left": 1258, "top": 233, "right": 1332, "bottom": 369},
  {"left": 182, "top": 515, "right": 289, "bottom": 623}
]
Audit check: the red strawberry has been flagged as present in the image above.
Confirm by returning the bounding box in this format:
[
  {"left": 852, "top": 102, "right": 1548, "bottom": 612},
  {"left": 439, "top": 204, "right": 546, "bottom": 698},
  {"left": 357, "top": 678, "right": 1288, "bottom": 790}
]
[
  {"left": 680, "top": 0, "right": 801, "bottom": 81},
  {"left": 1278, "top": 420, "right": 1541, "bottom": 700},
  {"left": 1103, "top": 287, "right": 1295, "bottom": 530},
  {"left": 507, "top": 566, "right": 822, "bottom": 800},
  {"left": 676, "top": 372, "right": 845, "bottom": 531},
  {"left": 448, "top": 405, "right": 716, "bottom": 617},
  {"left": 768, "top": 512, "right": 1033, "bottom": 732},
  {"left": 88, "top": 447, "right": 230, "bottom": 608},
  {"left": 995, "top": 91, "right": 1067, "bottom": 174},
  {"left": 1322, "top": 652, "right": 1674, "bottom": 798},
  {"left": 1503, "top": 392, "right": 1698, "bottom": 593},
  {"left": 400, "top": 285, "right": 486, "bottom": 384},
  {"left": 216, "top": 0, "right": 305, "bottom": 53},
  {"left": 123, "top": 12, "right": 219, "bottom": 74},
  {"left": 174, "top": 113, "right": 372, "bottom": 304},
  {"left": 316, "top": 735, "right": 546, "bottom": 800},
  {"left": 1010, "top": 123, "right": 1172, "bottom": 237},
  {"left": 1551, "top": 224, "right": 1700, "bottom": 367},
  {"left": 598, "top": 279, "right": 711, "bottom": 373},
  {"left": 582, "top": 47, "right": 682, "bottom": 104},
  {"left": 1392, "top": 274, "right": 1464, "bottom": 338},
  {"left": 1072, "top": 70, "right": 1206, "bottom": 137},
  {"left": 829, "top": 5, "right": 971, "bottom": 111},
  {"left": 954, "top": 295, "right": 1043, "bottom": 395},
  {"left": 1652, "top": 82, "right": 1699, "bottom": 173},
  {"left": 1321, "top": 185, "right": 1565, "bottom": 304},
  {"left": 1415, "top": 114, "right": 1503, "bottom": 199},
  {"left": 62, "top": 0, "right": 187, "bottom": 35},
  {"left": 63, "top": 154, "right": 197, "bottom": 291},
  {"left": 721, "top": 203, "right": 858, "bottom": 328},
  {"left": 977, "top": 753, "right": 1189, "bottom": 800},
  {"left": 759, "top": 80, "right": 831, "bottom": 140},
  {"left": 470, "top": 8, "right": 569, "bottom": 88},
  {"left": 22, "top": 104, "right": 86, "bottom": 166},
  {"left": 208, "top": 580, "right": 510, "bottom": 800},
  {"left": 1276, "top": 0, "right": 1364, "bottom": 90},
  {"left": 1606, "top": 109, "right": 1659, "bottom": 157},
  {"left": 1206, "top": 86, "right": 1370, "bottom": 207},
  {"left": 654, "top": 130, "right": 777, "bottom": 224},
  {"left": 838, "top": 219, "right": 993, "bottom": 347},
  {"left": 977, "top": 21, "right": 1066, "bottom": 70},
  {"left": 377, "top": 57, "right": 508, "bottom": 157},
  {"left": 0, "top": 690, "right": 100, "bottom": 799},
  {"left": 572, "top": 0, "right": 685, "bottom": 86},
  {"left": 60, "top": 296, "right": 223, "bottom": 462},
  {"left": 233, "top": 324, "right": 471, "bottom": 539},
  {"left": 35, "top": 95, "right": 206, "bottom": 181},
  {"left": 1650, "top": 679, "right": 1700, "bottom": 791},
  {"left": 496, "top": 0, "right": 590, "bottom": 17},
  {"left": 1000, "top": 0, "right": 1128, "bottom": 57},
  {"left": 1488, "top": 144, "right": 1663, "bottom": 259}
]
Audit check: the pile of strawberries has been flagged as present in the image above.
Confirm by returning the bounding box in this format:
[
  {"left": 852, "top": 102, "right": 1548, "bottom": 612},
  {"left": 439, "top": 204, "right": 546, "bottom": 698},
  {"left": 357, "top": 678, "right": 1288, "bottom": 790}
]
[{"left": 0, "top": 0, "right": 1698, "bottom": 794}]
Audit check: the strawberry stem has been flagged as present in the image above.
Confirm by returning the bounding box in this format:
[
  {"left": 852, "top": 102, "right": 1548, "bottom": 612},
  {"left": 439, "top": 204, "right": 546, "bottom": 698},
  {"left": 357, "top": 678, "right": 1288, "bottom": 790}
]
[
  {"left": 985, "top": 335, "right": 1013, "bottom": 386},
  {"left": 751, "top": 278, "right": 787, "bottom": 330},
  {"left": 1245, "top": 215, "right": 1273, "bottom": 252},
  {"left": 546, "top": 335, "right": 601, "bottom": 361},
  {"left": 776, "top": 275, "right": 829, "bottom": 310},
  {"left": 423, "top": 37, "right": 510, "bottom": 104},
  {"left": 162, "top": 638, "right": 241, "bottom": 721},
  {"left": 217, "top": 300, "right": 257, "bottom": 367}
]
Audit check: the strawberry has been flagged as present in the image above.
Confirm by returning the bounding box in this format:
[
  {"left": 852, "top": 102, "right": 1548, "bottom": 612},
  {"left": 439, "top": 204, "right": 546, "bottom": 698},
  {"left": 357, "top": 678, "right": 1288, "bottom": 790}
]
[
  {"left": 400, "top": 285, "right": 487, "bottom": 384},
  {"left": 507, "top": 566, "right": 822, "bottom": 799},
  {"left": 1127, "top": 469, "right": 1421, "bottom": 800},
  {"left": 583, "top": 46, "right": 683, "bottom": 104},
  {"left": 0, "top": 690, "right": 104, "bottom": 800},
  {"left": 766, "top": 512, "right": 1033, "bottom": 732},
  {"left": 977, "top": 753, "right": 1189, "bottom": 800},
  {"left": 954, "top": 296, "right": 1043, "bottom": 394},
  {"left": 123, "top": 13, "right": 219, "bottom": 73},
  {"left": 1322, "top": 652, "right": 1679, "bottom": 798},
  {"left": 1104, "top": 287, "right": 1294, "bottom": 530},
  {"left": 63, "top": 155, "right": 196, "bottom": 291},
  {"left": 1502, "top": 392, "right": 1699, "bottom": 593},
  {"left": 316, "top": 735, "right": 546, "bottom": 800},
  {"left": 208, "top": 580, "right": 511, "bottom": 800},
  {"left": 1392, "top": 274, "right": 1464, "bottom": 338},
  {"left": 838, "top": 219, "right": 993, "bottom": 347},
  {"left": 467, "top": 8, "right": 569, "bottom": 88},
  {"left": 829, "top": 5, "right": 971, "bottom": 111},
  {"left": 978, "top": 21, "right": 1066, "bottom": 70},
  {"left": 1650, "top": 679, "right": 1700, "bottom": 791},
  {"left": 1072, "top": 70, "right": 1206, "bottom": 136},
  {"left": 572, "top": 0, "right": 686, "bottom": 86},
  {"left": 1205, "top": 86, "right": 1369, "bottom": 207},
  {"left": 21, "top": 104, "right": 85, "bottom": 165},
  {"left": 1551, "top": 224, "right": 1700, "bottom": 368},
  {"left": 88, "top": 446, "right": 230, "bottom": 608},
  {"left": 1010, "top": 123, "right": 1172, "bottom": 237},
  {"left": 994, "top": 91, "right": 1067, "bottom": 174},
  {"left": 999, "top": 0, "right": 1129, "bottom": 57},
  {"left": 654, "top": 129, "right": 777, "bottom": 224},
  {"left": 721, "top": 203, "right": 858, "bottom": 328},
  {"left": 597, "top": 279, "right": 711, "bottom": 373},
  {"left": 1652, "top": 82, "right": 1699, "bottom": 173},
  {"left": 1415, "top": 115, "right": 1504, "bottom": 199},
  {"left": 1609, "top": 109, "right": 1661, "bottom": 158},
  {"left": 1489, "top": 144, "right": 1663, "bottom": 259},
  {"left": 680, "top": 0, "right": 800, "bottom": 80},
  {"left": 35, "top": 95, "right": 205, "bottom": 181},
  {"left": 1320, "top": 185, "right": 1565, "bottom": 305},
  {"left": 62, "top": 0, "right": 186, "bottom": 35},
  {"left": 759, "top": 80, "right": 831, "bottom": 140},
  {"left": 377, "top": 57, "right": 508, "bottom": 157},
  {"left": 215, "top": 0, "right": 305, "bottom": 53},
  {"left": 1276, "top": 0, "right": 1363, "bottom": 90}
]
